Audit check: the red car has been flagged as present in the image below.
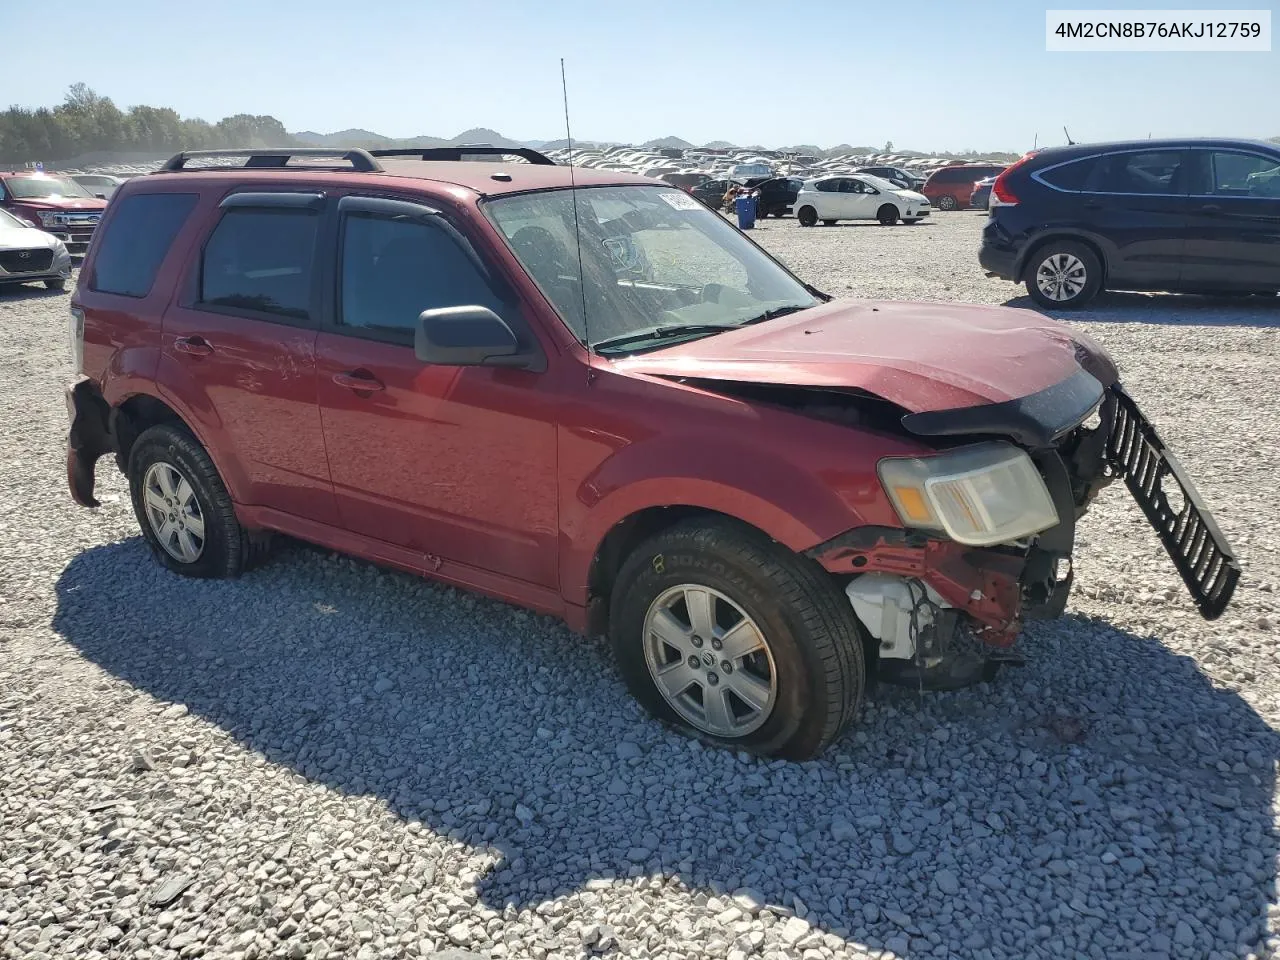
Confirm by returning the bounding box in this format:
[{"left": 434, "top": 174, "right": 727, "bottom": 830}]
[
  {"left": 922, "top": 163, "right": 1008, "bottom": 211},
  {"left": 65, "top": 147, "right": 1238, "bottom": 759},
  {"left": 0, "top": 171, "right": 108, "bottom": 254}
]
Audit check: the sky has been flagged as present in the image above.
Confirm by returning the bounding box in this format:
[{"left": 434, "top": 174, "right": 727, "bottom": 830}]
[{"left": 5, "top": 0, "right": 1277, "bottom": 153}]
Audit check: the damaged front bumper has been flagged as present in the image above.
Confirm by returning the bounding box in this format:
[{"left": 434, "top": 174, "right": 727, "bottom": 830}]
[{"left": 809, "top": 384, "right": 1240, "bottom": 676}]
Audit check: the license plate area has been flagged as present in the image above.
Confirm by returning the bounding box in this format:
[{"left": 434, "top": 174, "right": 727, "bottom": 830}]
[{"left": 1105, "top": 386, "right": 1239, "bottom": 619}]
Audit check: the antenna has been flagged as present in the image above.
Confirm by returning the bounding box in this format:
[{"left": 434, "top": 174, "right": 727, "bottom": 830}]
[
  {"left": 1063, "top": 126, "right": 1075, "bottom": 145},
  {"left": 560, "top": 58, "right": 592, "bottom": 366},
  {"left": 1033, "top": 132, "right": 1038, "bottom": 150}
]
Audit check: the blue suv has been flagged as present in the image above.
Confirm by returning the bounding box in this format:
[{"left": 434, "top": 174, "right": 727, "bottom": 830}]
[{"left": 979, "top": 138, "right": 1280, "bottom": 308}]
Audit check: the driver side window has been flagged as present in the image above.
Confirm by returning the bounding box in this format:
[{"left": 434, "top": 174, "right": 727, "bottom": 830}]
[{"left": 339, "top": 213, "right": 505, "bottom": 343}]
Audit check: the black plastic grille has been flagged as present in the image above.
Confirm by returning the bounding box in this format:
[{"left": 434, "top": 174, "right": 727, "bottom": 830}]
[
  {"left": 0, "top": 248, "right": 54, "bottom": 272},
  {"left": 1105, "top": 386, "right": 1239, "bottom": 619}
]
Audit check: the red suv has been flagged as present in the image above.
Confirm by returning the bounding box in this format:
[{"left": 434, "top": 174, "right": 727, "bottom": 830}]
[
  {"left": 0, "top": 171, "right": 108, "bottom": 254},
  {"left": 922, "top": 163, "right": 1008, "bottom": 211},
  {"left": 65, "top": 147, "right": 1238, "bottom": 759}
]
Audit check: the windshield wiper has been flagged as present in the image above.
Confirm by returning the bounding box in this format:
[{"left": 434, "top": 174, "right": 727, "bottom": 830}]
[
  {"left": 740, "top": 304, "right": 812, "bottom": 326},
  {"left": 593, "top": 323, "right": 740, "bottom": 353}
]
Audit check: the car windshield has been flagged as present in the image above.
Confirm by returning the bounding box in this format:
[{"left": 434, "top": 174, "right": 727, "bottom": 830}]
[
  {"left": 5, "top": 176, "right": 94, "bottom": 200},
  {"left": 860, "top": 174, "right": 906, "bottom": 192},
  {"left": 0, "top": 207, "right": 30, "bottom": 229},
  {"left": 486, "top": 185, "right": 817, "bottom": 352}
]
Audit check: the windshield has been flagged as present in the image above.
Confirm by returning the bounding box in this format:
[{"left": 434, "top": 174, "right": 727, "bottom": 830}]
[
  {"left": 860, "top": 174, "right": 909, "bottom": 192},
  {"left": 5, "top": 176, "right": 94, "bottom": 200},
  {"left": 486, "top": 185, "right": 816, "bottom": 352}
]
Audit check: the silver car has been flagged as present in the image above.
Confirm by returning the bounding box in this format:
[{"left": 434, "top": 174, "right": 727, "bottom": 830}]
[{"left": 0, "top": 207, "right": 73, "bottom": 292}]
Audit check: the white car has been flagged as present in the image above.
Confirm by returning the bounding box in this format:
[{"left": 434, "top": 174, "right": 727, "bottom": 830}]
[
  {"left": 70, "top": 174, "right": 125, "bottom": 200},
  {"left": 0, "top": 207, "right": 73, "bottom": 292},
  {"left": 793, "top": 174, "right": 931, "bottom": 227}
]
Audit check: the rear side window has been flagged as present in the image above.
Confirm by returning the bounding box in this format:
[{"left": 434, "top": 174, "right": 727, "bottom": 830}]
[
  {"left": 1085, "top": 150, "right": 1186, "bottom": 195},
  {"left": 339, "top": 214, "right": 504, "bottom": 340},
  {"left": 199, "top": 208, "right": 318, "bottom": 320},
  {"left": 90, "top": 193, "right": 198, "bottom": 298},
  {"left": 815, "top": 179, "right": 840, "bottom": 193},
  {"left": 930, "top": 168, "right": 962, "bottom": 183},
  {"left": 1037, "top": 157, "right": 1099, "bottom": 191}
]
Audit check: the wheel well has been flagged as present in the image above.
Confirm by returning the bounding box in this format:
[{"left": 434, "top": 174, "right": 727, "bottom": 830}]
[
  {"left": 586, "top": 507, "right": 774, "bottom": 635},
  {"left": 1018, "top": 234, "right": 1108, "bottom": 286},
  {"left": 112, "top": 394, "right": 185, "bottom": 468}
]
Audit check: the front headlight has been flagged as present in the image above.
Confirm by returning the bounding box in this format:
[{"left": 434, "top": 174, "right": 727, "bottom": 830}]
[
  {"left": 38, "top": 211, "right": 58, "bottom": 228},
  {"left": 878, "top": 442, "right": 1059, "bottom": 546}
]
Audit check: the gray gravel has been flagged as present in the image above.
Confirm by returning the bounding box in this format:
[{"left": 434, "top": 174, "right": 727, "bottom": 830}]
[{"left": 3, "top": 212, "right": 1280, "bottom": 960}]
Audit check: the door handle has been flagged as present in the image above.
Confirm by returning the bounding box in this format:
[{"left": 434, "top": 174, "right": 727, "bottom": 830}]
[
  {"left": 1199, "top": 203, "right": 1222, "bottom": 213},
  {"left": 173, "top": 336, "right": 213, "bottom": 357},
  {"left": 332, "top": 371, "right": 385, "bottom": 392}
]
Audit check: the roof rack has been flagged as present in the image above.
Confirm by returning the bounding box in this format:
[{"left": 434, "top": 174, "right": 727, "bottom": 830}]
[
  {"left": 370, "top": 145, "right": 555, "bottom": 166},
  {"left": 158, "top": 148, "right": 384, "bottom": 173}
]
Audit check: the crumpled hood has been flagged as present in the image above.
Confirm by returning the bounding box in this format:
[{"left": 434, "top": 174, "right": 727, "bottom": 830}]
[{"left": 612, "top": 298, "right": 1118, "bottom": 414}]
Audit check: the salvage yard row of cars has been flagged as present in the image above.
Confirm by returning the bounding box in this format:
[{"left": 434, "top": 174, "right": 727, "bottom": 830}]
[{"left": 56, "top": 144, "right": 1246, "bottom": 760}]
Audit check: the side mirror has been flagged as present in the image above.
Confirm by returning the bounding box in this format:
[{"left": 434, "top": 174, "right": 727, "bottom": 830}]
[{"left": 415, "top": 305, "right": 540, "bottom": 370}]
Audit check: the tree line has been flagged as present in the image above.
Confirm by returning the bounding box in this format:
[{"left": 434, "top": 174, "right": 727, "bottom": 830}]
[{"left": 0, "top": 85, "right": 294, "bottom": 165}]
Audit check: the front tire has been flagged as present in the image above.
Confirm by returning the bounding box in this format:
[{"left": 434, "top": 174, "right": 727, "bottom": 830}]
[
  {"left": 609, "top": 519, "right": 866, "bottom": 759},
  {"left": 1025, "top": 240, "right": 1102, "bottom": 309},
  {"left": 797, "top": 205, "right": 817, "bottom": 227},
  {"left": 128, "top": 423, "right": 269, "bottom": 578},
  {"left": 877, "top": 204, "right": 900, "bottom": 225}
]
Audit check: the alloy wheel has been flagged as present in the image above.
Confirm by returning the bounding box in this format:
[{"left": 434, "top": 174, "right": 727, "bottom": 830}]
[
  {"left": 142, "top": 461, "right": 205, "bottom": 563},
  {"left": 642, "top": 584, "right": 778, "bottom": 738},
  {"left": 1035, "top": 252, "right": 1088, "bottom": 302}
]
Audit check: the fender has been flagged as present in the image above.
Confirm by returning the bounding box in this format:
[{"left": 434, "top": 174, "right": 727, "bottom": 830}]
[
  {"left": 150, "top": 373, "right": 252, "bottom": 506},
  {"left": 559, "top": 428, "right": 907, "bottom": 606},
  {"left": 1015, "top": 226, "right": 1114, "bottom": 281}
]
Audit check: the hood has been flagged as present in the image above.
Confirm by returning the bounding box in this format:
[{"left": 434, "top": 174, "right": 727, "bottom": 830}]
[
  {"left": 0, "top": 219, "right": 59, "bottom": 248},
  {"left": 6, "top": 197, "right": 107, "bottom": 211},
  {"left": 613, "top": 298, "right": 1119, "bottom": 417}
]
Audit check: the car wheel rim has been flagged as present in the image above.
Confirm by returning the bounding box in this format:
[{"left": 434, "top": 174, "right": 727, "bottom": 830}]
[
  {"left": 143, "top": 461, "right": 205, "bottom": 563},
  {"left": 642, "top": 584, "right": 777, "bottom": 738},
  {"left": 1036, "top": 253, "right": 1087, "bottom": 302}
]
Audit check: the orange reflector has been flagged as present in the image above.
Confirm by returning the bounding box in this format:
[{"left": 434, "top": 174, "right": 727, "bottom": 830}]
[{"left": 892, "top": 486, "right": 933, "bottom": 524}]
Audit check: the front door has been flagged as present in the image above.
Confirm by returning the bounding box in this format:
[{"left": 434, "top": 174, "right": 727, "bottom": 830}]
[
  {"left": 314, "top": 195, "right": 559, "bottom": 589},
  {"left": 1181, "top": 148, "right": 1280, "bottom": 291}
]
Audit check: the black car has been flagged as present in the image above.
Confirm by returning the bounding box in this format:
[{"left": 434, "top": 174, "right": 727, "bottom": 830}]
[
  {"left": 856, "top": 165, "right": 926, "bottom": 191},
  {"left": 690, "top": 177, "right": 742, "bottom": 210},
  {"left": 980, "top": 138, "right": 1280, "bottom": 308},
  {"left": 753, "top": 177, "right": 803, "bottom": 217}
]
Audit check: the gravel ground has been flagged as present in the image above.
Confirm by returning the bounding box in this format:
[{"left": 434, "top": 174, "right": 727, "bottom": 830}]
[{"left": 3, "top": 212, "right": 1280, "bottom": 960}]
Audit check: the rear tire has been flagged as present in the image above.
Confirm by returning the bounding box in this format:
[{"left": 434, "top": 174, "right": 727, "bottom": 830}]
[
  {"left": 128, "top": 423, "right": 270, "bottom": 578},
  {"left": 609, "top": 518, "right": 866, "bottom": 759},
  {"left": 1024, "top": 240, "right": 1103, "bottom": 309},
  {"left": 797, "top": 206, "right": 817, "bottom": 227},
  {"left": 877, "top": 204, "right": 900, "bottom": 225},
  {"left": 935, "top": 195, "right": 957, "bottom": 211}
]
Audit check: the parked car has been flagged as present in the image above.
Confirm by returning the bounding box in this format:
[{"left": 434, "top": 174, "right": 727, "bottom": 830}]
[
  {"left": 66, "top": 147, "right": 1238, "bottom": 760},
  {"left": 793, "top": 174, "right": 931, "bottom": 226},
  {"left": 659, "top": 171, "right": 711, "bottom": 192},
  {"left": 922, "top": 163, "right": 1008, "bottom": 210},
  {"left": 70, "top": 173, "right": 125, "bottom": 200},
  {"left": 690, "top": 177, "right": 743, "bottom": 210},
  {"left": 980, "top": 138, "right": 1280, "bottom": 308},
  {"left": 0, "top": 206, "right": 73, "bottom": 291},
  {"left": 970, "top": 175, "right": 997, "bottom": 211},
  {"left": 753, "top": 177, "right": 803, "bottom": 217},
  {"left": 856, "top": 166, "right": 927, "bottom": 191},
  {"left": 0, "top": 172, "right": 109, "bottom": 254}
]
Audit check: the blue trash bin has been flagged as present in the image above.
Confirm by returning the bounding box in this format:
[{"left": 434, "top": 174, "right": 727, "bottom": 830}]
[{"left": 735, "top": 195, "right": 757, "bottom": 229}]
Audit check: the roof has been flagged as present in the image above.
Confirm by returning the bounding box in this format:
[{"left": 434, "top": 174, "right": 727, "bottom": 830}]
[
  {"left": 144, "top": 159, "right": 656, "bottom": 199},
  {"left": 1028, "top": 137, "right": 1280, "bottom": 160}
]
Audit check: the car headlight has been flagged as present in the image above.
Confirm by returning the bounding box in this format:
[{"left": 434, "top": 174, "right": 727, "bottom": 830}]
[
  {"left": 38, "top": 211, "right": 58, "bottom": 228},
  {"left": 878, "top": 442, "right": 1059, "bottom": 546}
]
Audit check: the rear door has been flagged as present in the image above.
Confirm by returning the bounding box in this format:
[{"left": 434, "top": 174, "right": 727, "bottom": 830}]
[
  {"left": 160, "top": 191, "right": 336, "bottom": 522},
  {"left": 1181, "top": 148, "right": 1280, "bottom": 291},
  {"left": 1076, "top": 148, "right": 1193, "bottom": 288}
]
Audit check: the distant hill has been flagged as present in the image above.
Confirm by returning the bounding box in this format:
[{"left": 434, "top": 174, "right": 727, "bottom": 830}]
[
  {"left": 702, "top": 140, "right": 738, "bottom": 149},
  {"left": 641, "top": 136, "right": 694, "bottom": 149}
]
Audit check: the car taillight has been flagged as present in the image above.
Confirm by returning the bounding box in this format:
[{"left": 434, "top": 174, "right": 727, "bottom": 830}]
[
  {"left": 69, "top": 305, "right": 84, "bottom": 373},
  {"left": 990, "top": 151, "right": 1037, "bottom": 208}
]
